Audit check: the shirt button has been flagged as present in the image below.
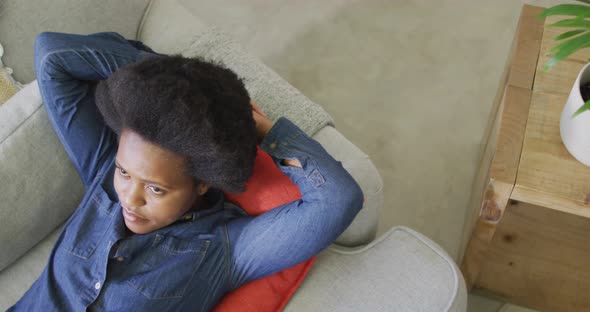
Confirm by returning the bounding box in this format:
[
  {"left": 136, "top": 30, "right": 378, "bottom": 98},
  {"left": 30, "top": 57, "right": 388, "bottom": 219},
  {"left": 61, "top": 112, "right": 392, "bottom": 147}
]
[
  {"left": 270, "top": 142, "right": 277, "bottom": 149},
  {"left": 94, "top": 282, "right": 101, "bottom": 290},
  {"left": 116, "top": 257, "right": 124, "bottom": 262},
  {"left": 184, "top": 215, "right": 192, "bottom": 221}
]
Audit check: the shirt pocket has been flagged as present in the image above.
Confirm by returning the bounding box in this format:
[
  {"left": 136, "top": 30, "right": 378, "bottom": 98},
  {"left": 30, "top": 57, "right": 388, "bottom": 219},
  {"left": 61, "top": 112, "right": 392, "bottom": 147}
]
[
  {"left": 60, "top": 183, "right": 116, "bottom": 259},
  {"left": 127, "top": 234, "right": 211, "bottom": 300}
]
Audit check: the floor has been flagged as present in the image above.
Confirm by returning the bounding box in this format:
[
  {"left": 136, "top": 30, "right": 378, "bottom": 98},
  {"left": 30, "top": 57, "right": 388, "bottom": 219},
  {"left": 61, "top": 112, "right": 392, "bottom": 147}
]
[{"left": 184, "top": 0, "right": 567, "bottom": 310}]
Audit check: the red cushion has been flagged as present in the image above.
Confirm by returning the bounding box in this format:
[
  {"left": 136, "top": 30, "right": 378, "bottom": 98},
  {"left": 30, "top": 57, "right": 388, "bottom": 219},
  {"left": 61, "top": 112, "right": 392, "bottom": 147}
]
[{"left": 214, "top": 146, "right": 316, "bottom": 312}]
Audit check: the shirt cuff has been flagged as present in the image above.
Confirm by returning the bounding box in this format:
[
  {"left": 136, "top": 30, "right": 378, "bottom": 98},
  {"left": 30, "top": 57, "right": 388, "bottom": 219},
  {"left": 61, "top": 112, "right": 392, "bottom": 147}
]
[{"left": 259, "top": 117, "right": 305, "bottom": 159}]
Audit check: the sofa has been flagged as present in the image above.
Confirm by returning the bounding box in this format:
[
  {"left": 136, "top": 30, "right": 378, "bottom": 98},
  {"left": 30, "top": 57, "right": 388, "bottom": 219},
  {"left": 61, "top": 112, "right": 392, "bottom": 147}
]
[{"left": 0, "top": 0, "right": 467, "bottom": 311}]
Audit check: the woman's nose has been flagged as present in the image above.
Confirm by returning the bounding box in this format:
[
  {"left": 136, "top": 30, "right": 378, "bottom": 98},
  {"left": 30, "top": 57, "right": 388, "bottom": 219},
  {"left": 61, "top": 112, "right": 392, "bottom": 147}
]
[{"left": 122, "top": 182, "right": 145, "bottom": 209}]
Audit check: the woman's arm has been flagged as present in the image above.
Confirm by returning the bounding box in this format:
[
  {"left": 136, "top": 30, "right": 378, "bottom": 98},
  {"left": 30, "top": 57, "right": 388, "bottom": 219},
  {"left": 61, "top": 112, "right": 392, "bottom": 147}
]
[
  {"left": 227, "top": 105, "right": 364, "bottom": 289},
  {"left": 34, "top": 31, "right": 148, "bottom": 188}
]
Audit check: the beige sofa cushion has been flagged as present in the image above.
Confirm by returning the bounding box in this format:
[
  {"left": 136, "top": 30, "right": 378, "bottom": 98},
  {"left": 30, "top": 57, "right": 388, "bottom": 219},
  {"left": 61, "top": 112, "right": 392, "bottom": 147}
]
[{"left": 0, "top": 81, "right": 84, "bottom": 271}]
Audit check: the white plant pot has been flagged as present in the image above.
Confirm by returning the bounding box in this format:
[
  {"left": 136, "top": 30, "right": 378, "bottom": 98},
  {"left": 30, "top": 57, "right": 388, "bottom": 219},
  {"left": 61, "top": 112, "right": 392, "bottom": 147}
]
[{"left": 561, "top": 63, "right": 590, "bottom": 166}]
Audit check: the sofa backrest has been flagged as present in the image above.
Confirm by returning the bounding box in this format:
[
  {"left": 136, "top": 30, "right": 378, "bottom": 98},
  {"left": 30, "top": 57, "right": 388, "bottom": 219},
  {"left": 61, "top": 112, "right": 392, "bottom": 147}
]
[{"left": 0, "top": 0, "right": 151, "bottom": 83}]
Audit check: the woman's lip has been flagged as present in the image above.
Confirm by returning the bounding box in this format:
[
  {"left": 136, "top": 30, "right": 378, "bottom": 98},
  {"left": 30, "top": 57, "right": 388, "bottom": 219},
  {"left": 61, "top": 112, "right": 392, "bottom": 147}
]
[{"left": 122, "top": 206, "right": 147, "bottom": 222}]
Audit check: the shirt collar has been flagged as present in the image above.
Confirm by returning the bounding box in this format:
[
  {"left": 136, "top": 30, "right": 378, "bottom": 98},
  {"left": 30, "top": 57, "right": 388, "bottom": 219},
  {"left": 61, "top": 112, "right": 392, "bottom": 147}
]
[{"left": 176, "top": 188, "right": 225, "bottom": 223}]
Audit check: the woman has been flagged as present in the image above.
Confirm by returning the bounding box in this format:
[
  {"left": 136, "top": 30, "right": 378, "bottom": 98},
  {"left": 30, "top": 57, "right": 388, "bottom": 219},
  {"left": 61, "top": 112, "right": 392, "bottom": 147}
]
[{"left": 8, "top": 31, "right": 363, "bottom": 311}]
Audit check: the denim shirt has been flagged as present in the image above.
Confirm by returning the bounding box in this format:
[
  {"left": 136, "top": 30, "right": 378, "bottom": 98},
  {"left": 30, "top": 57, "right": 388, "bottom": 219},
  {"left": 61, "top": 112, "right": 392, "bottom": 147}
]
[{"left": 8, "top": 117, "right": 364, "bottom": 312}]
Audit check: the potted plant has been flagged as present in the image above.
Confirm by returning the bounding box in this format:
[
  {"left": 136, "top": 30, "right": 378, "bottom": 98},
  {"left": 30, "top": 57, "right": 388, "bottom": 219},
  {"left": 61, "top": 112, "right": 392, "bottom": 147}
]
[{"left": 541, "top": 0, "right": 590, "bottom": 166}]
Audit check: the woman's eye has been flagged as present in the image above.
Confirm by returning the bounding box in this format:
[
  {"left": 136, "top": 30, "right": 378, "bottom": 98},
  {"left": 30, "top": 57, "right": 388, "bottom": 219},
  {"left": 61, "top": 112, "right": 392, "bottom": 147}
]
[
  {"left": 149, "top": 186, "right": 164, "bottom": 195},
  {"left": 118, "top": 167, "right": 129, "bottom": 177}
]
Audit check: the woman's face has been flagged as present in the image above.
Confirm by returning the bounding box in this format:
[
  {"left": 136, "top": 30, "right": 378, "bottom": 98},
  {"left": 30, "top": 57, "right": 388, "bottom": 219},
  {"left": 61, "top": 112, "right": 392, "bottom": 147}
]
[{"left": 114, "top": 129, "right": 209, "bottom": 234}]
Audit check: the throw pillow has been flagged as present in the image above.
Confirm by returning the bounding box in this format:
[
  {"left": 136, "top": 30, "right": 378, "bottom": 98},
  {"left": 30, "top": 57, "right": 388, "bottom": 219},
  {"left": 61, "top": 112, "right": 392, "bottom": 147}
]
[
  {"left": 0, "top": 43, "right": 24, "bottom": 105},
  {"left": 215, "top": 146, "right": 316, "bottom": 312}
]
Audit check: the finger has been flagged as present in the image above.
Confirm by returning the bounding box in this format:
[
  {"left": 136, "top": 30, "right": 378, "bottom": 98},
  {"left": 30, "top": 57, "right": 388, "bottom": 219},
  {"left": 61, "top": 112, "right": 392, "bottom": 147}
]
[{"left": 250, "top": 101, "right": 267, "bottom": 118}]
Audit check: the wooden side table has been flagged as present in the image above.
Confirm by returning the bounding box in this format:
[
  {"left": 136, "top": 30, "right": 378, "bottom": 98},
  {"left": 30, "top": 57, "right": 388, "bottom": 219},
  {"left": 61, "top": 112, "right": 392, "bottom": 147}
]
[{"left": 460, "top": 5, "right": 590, "bottom": 312}]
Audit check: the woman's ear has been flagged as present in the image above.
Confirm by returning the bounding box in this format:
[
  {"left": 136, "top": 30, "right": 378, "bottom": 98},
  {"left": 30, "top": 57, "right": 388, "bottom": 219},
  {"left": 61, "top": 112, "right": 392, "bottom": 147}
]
[{"left": 196, "top": 182, "right": 210, "bottom": 196}]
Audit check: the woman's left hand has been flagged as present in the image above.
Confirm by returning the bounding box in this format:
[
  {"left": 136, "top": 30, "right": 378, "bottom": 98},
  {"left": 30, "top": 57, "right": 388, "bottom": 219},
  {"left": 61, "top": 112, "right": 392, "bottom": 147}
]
[
  {"left": 250, "top": 101, "right": 301, "bottom": 167},
  {"left": 250, "top": 100, "right": 273, "bottom": 143}
]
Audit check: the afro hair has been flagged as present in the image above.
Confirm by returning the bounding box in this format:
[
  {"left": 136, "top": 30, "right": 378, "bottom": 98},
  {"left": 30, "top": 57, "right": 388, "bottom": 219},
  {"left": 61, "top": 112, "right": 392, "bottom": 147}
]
[{"left": 94, "top": 53, "right": 258, "bottom": 193}]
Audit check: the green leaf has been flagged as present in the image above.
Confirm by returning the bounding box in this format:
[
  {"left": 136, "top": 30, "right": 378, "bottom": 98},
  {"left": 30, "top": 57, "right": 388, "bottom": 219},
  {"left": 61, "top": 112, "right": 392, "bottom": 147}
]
[
  {"left": 540, "top": 4, "right": 590, "bottom": 19},
  {"left": 544, "top": 32, "right": 590, "bottom": 70},
  {"left": 572, "top": 99, "right": 590, "bottom": 117},
  {"left": 549, "top": 18, "right": 590, "bottom": 28},
  {"left": 550, "top": 31, "right": 590, "bottom": 53},
  {"left": 555, "top": 29, "right": 587, "bottom": 40}
]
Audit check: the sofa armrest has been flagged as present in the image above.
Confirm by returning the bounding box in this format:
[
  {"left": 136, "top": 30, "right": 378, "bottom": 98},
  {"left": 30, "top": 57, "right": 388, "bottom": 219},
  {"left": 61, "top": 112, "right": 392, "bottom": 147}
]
[
  {"left": 312, "top": 125, "right": 383, "bottom": 247},
  {"left": 284, "top": 226, "right": 468, "bottom": 312}
]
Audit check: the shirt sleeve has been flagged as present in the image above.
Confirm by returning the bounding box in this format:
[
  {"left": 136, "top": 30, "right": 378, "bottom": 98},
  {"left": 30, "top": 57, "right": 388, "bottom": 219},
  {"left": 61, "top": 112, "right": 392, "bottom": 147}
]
[{"left": 226, "top": 117, "right": 364, "bottom": 289}]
